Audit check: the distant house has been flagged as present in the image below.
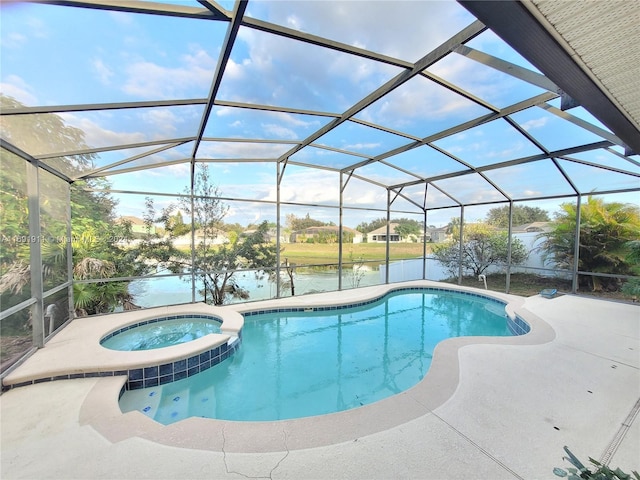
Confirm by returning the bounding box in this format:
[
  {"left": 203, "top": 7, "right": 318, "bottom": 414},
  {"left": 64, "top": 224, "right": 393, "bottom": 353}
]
[
  {"left": 117, "top": 216, "right": 154, "bottom": 237},
  {"left": 367, "top": 224, "right": 398, "bottom": 243},
  {"left": 366, "top": 224, "right": 450, "bottom": 243},
  {"left": 173, "top": 228, "right": 229, "bottom": 246},
  {"left": 290, "top": 225, "right": 363, "bottom": 243},
  {"left": 425, "top": 226, "right": 450, "bottom": 243},
  {"left": 367, "top": 223, "right": 422, "bottom": 243},
  {"left": 241, "top": 227, "right": 286, "bottom": 243}
]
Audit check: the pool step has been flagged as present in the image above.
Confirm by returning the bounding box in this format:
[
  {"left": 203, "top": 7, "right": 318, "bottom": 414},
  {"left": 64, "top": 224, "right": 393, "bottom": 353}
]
[
  {"left": 189, "top": 384, "right": 217, "bottom": 418},
  {"left": 120, "top": 385, "right": 163, "bottom": 419},
  {"left": 155, "top": 385, "right": 191, "bottom": 424},
  {"left": 484, "top": 303, "right": 507, "bottom": 317}
]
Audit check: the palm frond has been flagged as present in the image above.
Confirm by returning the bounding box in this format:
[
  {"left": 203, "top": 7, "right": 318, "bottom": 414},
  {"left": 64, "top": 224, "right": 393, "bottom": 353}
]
[
  {"left": 73, "top": 283, "right": 98, "bottom": 310},
  {"left": 73, "top": 257, "right": 116, "bottom": 280},
  {"left": 0, "top": 261, "right": 30, "bottom": 295}
]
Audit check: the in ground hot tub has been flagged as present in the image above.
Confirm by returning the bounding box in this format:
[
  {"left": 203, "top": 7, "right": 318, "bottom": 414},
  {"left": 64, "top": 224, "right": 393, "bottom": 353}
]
[{"left": 100, "top": 315, "right": 222, "bottom": 351}]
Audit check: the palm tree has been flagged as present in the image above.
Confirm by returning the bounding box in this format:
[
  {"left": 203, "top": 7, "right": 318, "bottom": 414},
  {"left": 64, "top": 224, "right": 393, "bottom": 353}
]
[
  {"left": 0, "top": 228, "right": 137, "bottom": 317},
  {"left": 621, "top": 240, "right": 640, "bottom": 299},
  {"left": 539, "top": 196, "right": 640, "bottom": 291}
]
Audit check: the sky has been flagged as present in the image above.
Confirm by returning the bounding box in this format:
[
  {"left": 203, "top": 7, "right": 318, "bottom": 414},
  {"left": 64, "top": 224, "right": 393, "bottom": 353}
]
[{"left": 1, "top": 0, "right": 638, "bottom": 228}]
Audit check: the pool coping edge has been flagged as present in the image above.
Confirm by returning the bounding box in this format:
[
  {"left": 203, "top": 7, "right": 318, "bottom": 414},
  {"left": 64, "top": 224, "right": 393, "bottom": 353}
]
[{"left": 76, "top": 280, "right": 556, "bottom": 453}]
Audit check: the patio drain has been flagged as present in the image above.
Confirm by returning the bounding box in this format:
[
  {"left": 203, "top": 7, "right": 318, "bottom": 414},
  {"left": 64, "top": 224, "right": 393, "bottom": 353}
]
[{"left": 600, "top": 396, "right": 640, "bottom": 465}]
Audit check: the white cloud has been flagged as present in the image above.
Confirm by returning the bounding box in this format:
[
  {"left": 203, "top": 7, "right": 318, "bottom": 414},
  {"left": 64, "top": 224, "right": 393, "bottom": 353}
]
[
  {"left": 273, "top": 169, "right": 341, "bottom": 204},
  {"left": 443, "top": 145, "right": 465, "bottom": 155},
  {"left": 122, "top": 46, "right": 215, "bottom": 99},
  {"left": 140, "top": 108, "right": 180, "bottom": 138},
  {"left": 480, "top": 142, "right": 529, "bottom": 161},
  {"left": 223, "top": 58, "right": 246, "bottom": 81},
  {"left": 521, "top": 117, "right": 549, "bottom": 131},
  {"left": 214, "top": 110, "right": 322, "bottom": 140},
  {"left": 271, "top": 111, "right": 320, "bottom": 128},
  {"left": 0, "top": 75, "right": 37, "bottom": 105},
  {"left": 344, "top": 142, "right": 381, "bottom": 151},
  {"left": 1, "top": 32, "right": 27, "bottom": 49},
  {"left": 143, "top": 162, "right": 191, "bottom": 178},
  {"left": 259, "top": 1, "right": 472, "bottom": 63},
  {"left": 219, "top": 24, "right": 399, "bottom": 111},
  {"left": 215, "top": 107, "right": 233, "bottom": 117},
  {"left": 26, "top": 17, "right": 48, "bottom": 39},
  {"left": 343, "top": 186, "right": 385, "bottom": 206},
  {"left": 218, "top": 2, "right": 477, "bottom": 123},
  {"left": 108, "top": 11, "right": 135, "bottom": 26},
  {"left": 361, "top": 76, "right": 483, "bottom": 129},
  {"left": 92, "top": 58, "right": 114, "bottom": 85},
  {"left": 197, "top": 141, "right": 291, "bottom": 159},
  {"left": 434, "top": 175, "right": 506, "bottom": 205},
  {"left": 285, "top": 14, "right": 302, "bottom": 30},
  {"left": 60, "top": 112, "right": 147, "bottom": 147},
  {"left": 261, "top": 123, "right": 298, "bottom": 139}
]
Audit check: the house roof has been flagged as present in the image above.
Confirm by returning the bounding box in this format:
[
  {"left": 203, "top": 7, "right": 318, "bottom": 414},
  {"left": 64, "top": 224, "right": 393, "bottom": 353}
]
[
  {"left": 297, "top": 226, "right": 359, "bottom": 235},
  {"left": 117, "top": 216, "right": 146, "bottom": 226},
  {"left": 368, "top": 224, "right": 404, "bottom": 236}
]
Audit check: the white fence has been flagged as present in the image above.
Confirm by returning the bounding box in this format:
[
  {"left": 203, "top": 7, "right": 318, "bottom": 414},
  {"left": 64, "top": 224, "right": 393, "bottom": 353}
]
[{"left": 381, "top": 232, "right": 563, "bottom": 283}]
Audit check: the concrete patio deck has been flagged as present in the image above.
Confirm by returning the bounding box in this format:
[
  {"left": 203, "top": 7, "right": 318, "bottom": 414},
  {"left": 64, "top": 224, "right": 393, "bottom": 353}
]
[{"left": 1, "top": 282, "right": 638, "bottom": 479}]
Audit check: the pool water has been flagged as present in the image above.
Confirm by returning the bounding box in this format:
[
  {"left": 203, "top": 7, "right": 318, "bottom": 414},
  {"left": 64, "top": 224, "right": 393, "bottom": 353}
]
[
  {"left": 101, "top": 317, "right": 222, "bottom": 351},
  {"left": 119, "top": 289, "right": 512, "bottom": 423}
]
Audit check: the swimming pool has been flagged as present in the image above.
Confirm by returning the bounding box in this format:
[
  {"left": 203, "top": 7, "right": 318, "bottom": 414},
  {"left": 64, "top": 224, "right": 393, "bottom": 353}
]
[
  {"left": 101, "top": 315, "right": 222, "bottom": 351},
  {"left": 119, "top": 288, "right": 527, "bottom": 424}
]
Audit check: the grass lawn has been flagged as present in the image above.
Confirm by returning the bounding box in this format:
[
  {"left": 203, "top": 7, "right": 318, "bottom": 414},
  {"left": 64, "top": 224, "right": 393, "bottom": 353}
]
[
  {"left": 175, "top": 242, "right": 636, "bottom": 302},
  {"left": 280, "top": 242, "right": 432, "bottom": 265},
  {"left": 448, "top": 273, "right": 635, "bottom": 302},
  {"left": 448, "top": 273, "right": 572, "bottom": 297}
]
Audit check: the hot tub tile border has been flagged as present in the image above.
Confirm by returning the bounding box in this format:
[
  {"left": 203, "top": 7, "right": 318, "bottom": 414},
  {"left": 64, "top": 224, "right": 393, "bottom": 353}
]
[
  {"left": 100, "top": 314, "right": 223, "bottom": 344},
  {"left": 2, "top": 336, "right": 242, "bottom": 392},
  {"left": 122, "top": 336, "right": 242, "bottom": 391}
]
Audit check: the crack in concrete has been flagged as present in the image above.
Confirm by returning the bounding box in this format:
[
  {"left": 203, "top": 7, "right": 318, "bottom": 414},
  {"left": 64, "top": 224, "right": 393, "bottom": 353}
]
[
  {"left": 220, "top": 426, "right": 253, "bottom": 479},
  {"left": 220, "top": 424, "right": 290, "bottom": 479},
  {"left": 268, "top": 427, "right": 290, "bottom": 479}
]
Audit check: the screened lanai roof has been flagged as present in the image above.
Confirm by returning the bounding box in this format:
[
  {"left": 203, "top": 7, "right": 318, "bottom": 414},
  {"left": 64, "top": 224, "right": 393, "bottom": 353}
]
[{"left": 1, "top": 0, "right": 639, "bottom": 213}]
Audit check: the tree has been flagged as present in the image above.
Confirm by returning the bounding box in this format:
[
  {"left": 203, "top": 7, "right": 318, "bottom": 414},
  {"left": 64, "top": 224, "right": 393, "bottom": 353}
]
[
  {"left": 0, "top": 95, "right": 94, "bottom": 173},
  {"left": 356, "top": 217, "right": 422, "bottom": 234},
  {"left": 433, "top": 222, "right": 528, "bottom": 277},
  {"left": 0, "top": 178, "right": 138, "bottom": 317},
  {"left": 538, "top": 196, "right": 640, "bottom": 291},
  {"left": 286, "top": 213, "right": 330, "bottom": 231},
  {"left": 282, "top": 258, "right": 296, "bottom": 296},
  {"left": 395, "top": 222, "right": 421, "bottom": 242},
  {"left": 622, "top": 240, "right": 640, "bottom": 300},
  {"left": 192, "top": 221, "right": 278, "bottom": 305},
  {"left": 346, "top": 248, "right": 366, "bottom": 288},
  {"left": 138, "top": 164, "right": 279, "bottom": 305},
  {"left": 621, "top": 240, "right": 640, "bottom": 299},
  {"left": 486, "top": 205, "right": 549, "bottom": 228},
  {"left": 356, "top": 218, "right": 387, "bottom": 234},
  {"left": 166, "top": 211, "right": 191, "bottom": 237},
  {"left": 0, "top": 96, "right": 139, "bottom": 318}
]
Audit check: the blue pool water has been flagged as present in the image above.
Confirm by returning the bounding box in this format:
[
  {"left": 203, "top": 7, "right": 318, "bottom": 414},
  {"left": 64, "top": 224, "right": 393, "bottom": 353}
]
[
  {"left": 101, "top": 316, "right": 222, "bottom": 351},
  {"left": 119, "top": 289, "right": 514, "bottom": 423}
]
